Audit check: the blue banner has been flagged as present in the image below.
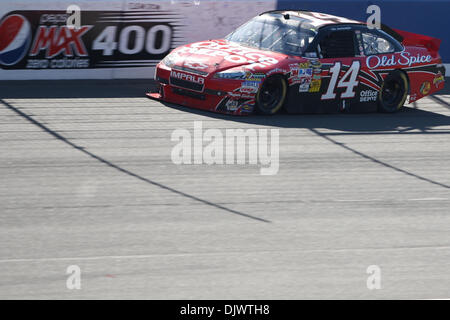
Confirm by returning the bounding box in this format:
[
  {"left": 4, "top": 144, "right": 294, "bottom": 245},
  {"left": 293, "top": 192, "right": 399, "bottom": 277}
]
[{"left": 277, "top": 0, "right": 450, "bottom": 64}]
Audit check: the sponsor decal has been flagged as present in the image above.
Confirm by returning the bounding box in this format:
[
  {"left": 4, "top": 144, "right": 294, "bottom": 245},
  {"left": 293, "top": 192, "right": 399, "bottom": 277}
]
[
  {"left": 355, "top": 32, "right": 364, "bottom": 56},
  {"left": 0, "top": 10, "right": 180, "bottom": 69},
  {"left": 360, "top": 89, "right": 377, "bottom": 102},
  {"left": 180, "top": 41, "right": 278, "bottom": 71},
  {"left": 308, "top": 79, "right": 321, "bottom": 92},
  {"left": 298, "top": 77, "right": 311, "bottom": 92},
  {"left": 240, "top": 104, "right": 253, "bottom": 112},
  {"left": 225, "top": 99, "right": 239, "bottom": 111},
  {"left": 289, "top": 64, "right": 298, "bottom": 75},
  {"left": 358, "top": 45, "right": 364, "bottom": 55},
  {"left": 170, "top": 70, "right": 205, "bottom": 84},
  {"left": 366, "top": 52, "right": 432, "bottom": 69},
  {"left": 240, "top": 80, "right": 259, "bottom": 93},
  {"left": 330, "top": 26, "right": 352, "bottom": 31},
  {"left": 307, "top": 59, "right": 322, "bottom": 74},
  {"left": 239, "top": 73, "right": 263, "bottom": 93},
  {"left": 245, "top": 73, "right": 265, "bottom": 81},
  {"left": 308, "top": 59, "right": 321, "bottom": 68},
  {"left": 298, "top": 62, "right": 310, "bottom": 68},
  {"left": 290, "top": 64, "right": 313, "bottom": 85},
  {"left": 0, "top": 14, "right": 32, "bottom": 66},
  {"left": 299, "top": 68, "right": 312, "bottom": 77},
  {"left": 267, "top": 68, "right": 286, "bottom": 76},
  {"left": 128, "top": 3, "right": 161, "bottom": 10},
  {"left": 227, "top": 92, "right": 255, "bottom": 99},
  {"left": 227, "top": 91, "right": 241, "bottom": 98},
  {"left": 420, "top": 81, "right": 431, "bottom": 95},
  {"left": 184, "top": 61, "right": 208, "bottom": 70},
  {"left": 433, "top": 72, "right": 444, "bottom": 88}
]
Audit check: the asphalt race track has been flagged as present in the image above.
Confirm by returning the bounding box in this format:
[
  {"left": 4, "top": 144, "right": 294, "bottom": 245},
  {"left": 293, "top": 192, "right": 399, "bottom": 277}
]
[{"left": 0, "top": 79, "right": 449, "bottom": 299}]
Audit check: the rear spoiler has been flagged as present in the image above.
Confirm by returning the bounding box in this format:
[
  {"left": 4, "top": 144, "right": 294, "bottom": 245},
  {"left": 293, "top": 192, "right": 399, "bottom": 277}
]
[{"left": 385, "top": 25, "right": 442, "bottom": 52}]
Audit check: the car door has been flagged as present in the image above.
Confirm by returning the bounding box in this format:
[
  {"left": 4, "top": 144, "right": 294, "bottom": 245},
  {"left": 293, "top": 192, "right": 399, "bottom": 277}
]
[
  {"left": 285, "top": 26, "right": 362, "bottom": 113},
  {"left": 314, "top": 26, "right": 365, "bottom": 113}
]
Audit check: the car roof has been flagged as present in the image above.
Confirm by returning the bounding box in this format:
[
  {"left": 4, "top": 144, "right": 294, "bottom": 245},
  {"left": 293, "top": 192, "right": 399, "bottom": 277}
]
[
  {"left": 259, "top": 10, "right": 404, "bottom": 44},
  {"left": 260, "top": 10, "right": 365, "bottom": 28}
]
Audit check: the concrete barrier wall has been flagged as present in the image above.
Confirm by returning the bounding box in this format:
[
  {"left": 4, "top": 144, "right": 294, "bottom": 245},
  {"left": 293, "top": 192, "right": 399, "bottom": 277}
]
[{"left": 0, "top": 0, "right": 448, "bottom": 79}]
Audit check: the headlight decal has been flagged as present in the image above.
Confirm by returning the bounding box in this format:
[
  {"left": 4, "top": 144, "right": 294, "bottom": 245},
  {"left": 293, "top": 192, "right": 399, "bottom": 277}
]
[{"left": 214, "top": 69, "right": 249, "bottom": 80}]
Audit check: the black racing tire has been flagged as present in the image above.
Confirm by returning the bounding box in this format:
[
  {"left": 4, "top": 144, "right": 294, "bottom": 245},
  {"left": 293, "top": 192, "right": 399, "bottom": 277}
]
[
  {"left": 255, "top": 75, "right": 287, "bottom": 115},
  {"left": 377, "top": 70, "right": 408, "bottom": 113}
]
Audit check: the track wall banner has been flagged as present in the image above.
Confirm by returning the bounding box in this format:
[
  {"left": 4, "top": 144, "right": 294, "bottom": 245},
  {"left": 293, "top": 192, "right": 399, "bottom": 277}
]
[
  {"left": 0, "top": 0, "right": 276, "bottom": 79},
  {"left": 0, "top": 0, "right": 448, "bottom": 79}
]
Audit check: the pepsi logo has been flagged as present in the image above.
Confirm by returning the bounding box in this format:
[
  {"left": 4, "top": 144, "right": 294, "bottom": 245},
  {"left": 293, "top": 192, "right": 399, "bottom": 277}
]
[{"left": 0, "top": 14, "right": 32, "bottom": 66}]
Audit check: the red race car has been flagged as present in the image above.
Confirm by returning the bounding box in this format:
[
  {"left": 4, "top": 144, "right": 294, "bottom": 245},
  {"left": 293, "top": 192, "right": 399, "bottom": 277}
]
[{"left": 147, "top": 10, "right": 445, "bottom": 115}]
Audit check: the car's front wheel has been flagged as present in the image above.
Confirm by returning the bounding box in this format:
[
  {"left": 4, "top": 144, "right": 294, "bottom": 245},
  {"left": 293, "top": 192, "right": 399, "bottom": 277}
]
[
  {"left": 255, "top": 75, "right": 287, "bottom": 115},
  {"left": 378, "top": 71, "right": 408, "bottom": 113}
]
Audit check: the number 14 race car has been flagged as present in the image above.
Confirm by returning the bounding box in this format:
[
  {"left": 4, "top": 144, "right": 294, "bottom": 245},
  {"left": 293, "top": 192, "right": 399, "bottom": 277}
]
[{"left": 147, "top": 10, "right": 446, "bottom": 115}]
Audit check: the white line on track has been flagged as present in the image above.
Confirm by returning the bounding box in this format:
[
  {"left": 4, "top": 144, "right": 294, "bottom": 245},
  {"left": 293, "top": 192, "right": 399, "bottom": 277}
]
[
  {"left": 408, "top": 197, "right": 449, "bottom": 201},
  {"left": 1, "top": 246, "right": 450, "bottom": 264},
  {"left": 335, "top": 198, "right": 448, "bottom": 202}
]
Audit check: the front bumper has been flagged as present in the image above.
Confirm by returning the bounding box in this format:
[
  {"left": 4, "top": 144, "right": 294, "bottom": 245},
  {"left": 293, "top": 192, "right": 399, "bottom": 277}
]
[{"left": 146, "top": 64, "right": 257, "bottom": 115}]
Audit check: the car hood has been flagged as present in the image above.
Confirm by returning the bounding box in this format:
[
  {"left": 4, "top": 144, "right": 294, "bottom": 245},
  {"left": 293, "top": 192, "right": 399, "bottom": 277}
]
[{"left": 169, "top": 39, "right": 288, "bottom": 75}]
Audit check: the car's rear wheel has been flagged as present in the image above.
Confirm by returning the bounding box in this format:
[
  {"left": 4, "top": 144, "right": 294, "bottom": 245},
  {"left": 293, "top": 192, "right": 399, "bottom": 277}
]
[
  {"left": 378, "top": 71, "right": 408, "bottom": 113},
  {"left": 255, "top": 75, "right": 287, "bottom": 115}
]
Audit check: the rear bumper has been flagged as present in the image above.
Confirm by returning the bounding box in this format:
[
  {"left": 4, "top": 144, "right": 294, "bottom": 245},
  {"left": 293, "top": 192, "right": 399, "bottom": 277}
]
[{"left": 438, "top": 64, "right": 446, "bottom": 78}]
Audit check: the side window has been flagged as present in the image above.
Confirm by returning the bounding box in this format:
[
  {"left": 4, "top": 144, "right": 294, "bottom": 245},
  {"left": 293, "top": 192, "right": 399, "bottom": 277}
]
[
  {"left": 318, "top": 30, "right": 356, "bottom": 58},
  {"left": 361, "top": 32, "right": 395, "bottom": 55}
]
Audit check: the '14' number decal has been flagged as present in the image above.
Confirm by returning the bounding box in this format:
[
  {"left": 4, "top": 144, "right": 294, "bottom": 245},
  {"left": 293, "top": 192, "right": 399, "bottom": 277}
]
[{"left": 321, "top": 61, "right": 360, "bottom": 100}]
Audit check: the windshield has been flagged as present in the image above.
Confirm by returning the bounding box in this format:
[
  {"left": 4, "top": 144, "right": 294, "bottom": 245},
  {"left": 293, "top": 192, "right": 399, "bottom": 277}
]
[{"left": 225, "top": 14, "right": 318, "bottom": 56}]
